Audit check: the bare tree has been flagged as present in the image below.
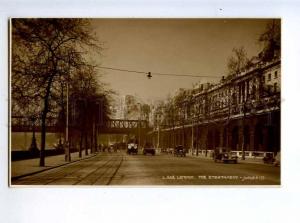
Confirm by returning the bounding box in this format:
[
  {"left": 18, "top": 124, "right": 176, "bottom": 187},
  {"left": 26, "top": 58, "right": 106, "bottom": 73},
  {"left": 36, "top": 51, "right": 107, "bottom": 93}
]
[
  {"left": 258, "top": 20, "right": 281, "bottom": 62},
  {"left": 163, "top": 96, "right": 176, "bottom": 148},
  {"left": 11, "top": 19, "right": 102, "bottom": 166},
  {"left": 227, "top": 47, "right": 250, "bottom": 76},
  {"left": 68, "top": 65, "right": 113, "bottom": 157},
  {"left": 174, "top": 89, "right": 190, "bottom": 148}
]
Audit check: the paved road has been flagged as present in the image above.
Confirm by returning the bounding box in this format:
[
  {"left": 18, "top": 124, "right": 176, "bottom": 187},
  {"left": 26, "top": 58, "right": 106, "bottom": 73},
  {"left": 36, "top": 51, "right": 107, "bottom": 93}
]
[{"left": 12, "top": 152, "right": 280, "bottom": 185}]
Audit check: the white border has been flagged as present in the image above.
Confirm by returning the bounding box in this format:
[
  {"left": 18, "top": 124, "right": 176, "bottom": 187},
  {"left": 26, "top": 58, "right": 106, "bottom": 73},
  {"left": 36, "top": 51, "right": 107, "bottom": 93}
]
[{"left": 1, "top": 1, "right": 300, "bottom": 223}]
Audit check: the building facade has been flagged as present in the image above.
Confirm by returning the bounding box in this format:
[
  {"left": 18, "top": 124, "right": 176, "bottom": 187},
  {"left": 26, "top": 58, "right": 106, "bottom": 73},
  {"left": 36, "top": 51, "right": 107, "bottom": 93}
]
[{"left": 151, "top": 59, "right": 281, "bottom": 156}]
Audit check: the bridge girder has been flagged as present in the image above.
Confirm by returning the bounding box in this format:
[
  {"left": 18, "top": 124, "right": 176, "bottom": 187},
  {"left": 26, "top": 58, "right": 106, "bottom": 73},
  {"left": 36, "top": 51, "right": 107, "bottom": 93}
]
[{"left": 11, "top": 116, "right": 152, "bottom": 134}]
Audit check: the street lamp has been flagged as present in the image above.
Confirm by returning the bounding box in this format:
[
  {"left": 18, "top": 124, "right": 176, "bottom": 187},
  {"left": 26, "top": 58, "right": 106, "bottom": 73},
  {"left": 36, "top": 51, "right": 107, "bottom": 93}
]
[
  {"left": 28, "top": 115, "right": 39, "bottom": 154},
  {"left": 241, "top": 96, "right": 252, "bottom": 160},
  {"left": 138, "top": 103, "right": 141, "bottom": 150},
  {"left": 65, "top": 74, "right": 71, "bottom": 162},
  {"left": 95, "top": 101, "right": 100, "bottom": 152},
  {"left": 157, "top": 124, "right": 160, "bottom": 150},
  {"left": 191, "top": 115, "right": 194, "bottom": 156}
]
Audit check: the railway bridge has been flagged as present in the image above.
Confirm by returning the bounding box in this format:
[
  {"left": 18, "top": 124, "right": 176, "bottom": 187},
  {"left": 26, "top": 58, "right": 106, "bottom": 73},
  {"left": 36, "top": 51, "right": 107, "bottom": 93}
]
[{"left": 11, "top": 116, "right": 152, "bottom": 135}]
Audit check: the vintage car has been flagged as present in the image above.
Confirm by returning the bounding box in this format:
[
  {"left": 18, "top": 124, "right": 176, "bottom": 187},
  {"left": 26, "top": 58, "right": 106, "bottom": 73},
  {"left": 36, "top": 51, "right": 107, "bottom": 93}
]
[
  {"left": 174, "top": 145, "right": 186, "bottom": 157},
  {"left": 127, "top": 142, "right": 138, "bottom": 155},
  {"left": 143, "top": 143, "right": 155, "bottom": 155},
  {"left": 262, "top": 153, "right": 275, "bottom": 164},
  {"left": 273, "top": 152, "right": 280, "bottom": 167},
  {"left": 214, "top": 148, "right": 238, "bottom": 164},
  {"left": 166, "top": 148, "right": 174, "bottom": 154}
]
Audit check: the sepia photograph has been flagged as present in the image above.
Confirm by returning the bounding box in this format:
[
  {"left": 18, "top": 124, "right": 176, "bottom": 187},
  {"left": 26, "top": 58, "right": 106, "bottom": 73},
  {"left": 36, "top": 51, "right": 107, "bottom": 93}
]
[{"left": 9, "top": 18, "right": 281, "bottom": 186}]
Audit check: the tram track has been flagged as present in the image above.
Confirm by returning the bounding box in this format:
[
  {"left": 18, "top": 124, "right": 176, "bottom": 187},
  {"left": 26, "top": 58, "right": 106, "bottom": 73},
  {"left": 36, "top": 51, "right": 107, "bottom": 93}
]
[
  {"left": 13, "top": 153, "right": 123, "bottom": 185},
  {"left": 73, "top": 155, "right": 122, "bottom": 185}
]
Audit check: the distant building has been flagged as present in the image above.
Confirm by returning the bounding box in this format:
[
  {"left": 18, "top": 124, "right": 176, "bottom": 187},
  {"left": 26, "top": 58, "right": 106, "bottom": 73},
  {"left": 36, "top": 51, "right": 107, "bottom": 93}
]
[
  {"left": 112, "top": 96, "right": 126, "bottom": 119},
  {"left": 124, "top": 95, "right": 139, "bottom": 120},
  {"left": 149, "top": 103, "right": 164, "bottom": 129},
  {"left": 113, "top": 95, "right": 148, "bottom": 120}
]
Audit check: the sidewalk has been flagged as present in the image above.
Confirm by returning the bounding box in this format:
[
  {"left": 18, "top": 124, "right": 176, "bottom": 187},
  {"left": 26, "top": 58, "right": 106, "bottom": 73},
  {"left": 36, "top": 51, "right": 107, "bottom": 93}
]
[
  {"left": 11, "top": 149, "right": 96, "bottom": 179},
  {"left": 186, "top": 153, "right": 267, "bottom": 165}
]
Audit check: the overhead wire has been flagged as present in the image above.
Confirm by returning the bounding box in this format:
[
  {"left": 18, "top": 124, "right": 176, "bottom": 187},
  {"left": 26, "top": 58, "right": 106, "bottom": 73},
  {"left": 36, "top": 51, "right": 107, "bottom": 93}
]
[{"left": 98, "top": 66, "right": 222, "bottom": 78}]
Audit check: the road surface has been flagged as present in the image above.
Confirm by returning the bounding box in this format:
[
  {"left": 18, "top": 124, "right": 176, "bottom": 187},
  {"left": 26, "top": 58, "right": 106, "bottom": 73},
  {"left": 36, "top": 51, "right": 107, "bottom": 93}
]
[{"left": 12, "top": 152, "right": 280, "bottom": 185}]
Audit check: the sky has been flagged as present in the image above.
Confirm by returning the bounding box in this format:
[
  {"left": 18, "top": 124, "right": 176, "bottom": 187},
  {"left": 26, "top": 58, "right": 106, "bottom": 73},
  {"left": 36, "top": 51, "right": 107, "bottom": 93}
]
[{"left": 90, "top": 19, "right": 273, "bottom": 103}]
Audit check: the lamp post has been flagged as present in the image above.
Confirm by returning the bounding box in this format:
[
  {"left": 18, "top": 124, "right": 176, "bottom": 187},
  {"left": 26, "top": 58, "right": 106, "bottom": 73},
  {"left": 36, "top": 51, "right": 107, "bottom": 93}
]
[
  {"left": 95, "top": 101, "right": 100, "bottom": 152},
  {"left": 28, "top": 115, "right": 38, "bottom": 153},
  {"left": 65, "top": 74, "right": 71, "bottom": 162},
  {"left": 157, "top": 125, "right": 160, "bottom": 149},
  {"left": 241, "top": 96, "right": 251, "bottom": 160},
  {"left": 138, "top": 103, "right": 141, "bottom": 150}
]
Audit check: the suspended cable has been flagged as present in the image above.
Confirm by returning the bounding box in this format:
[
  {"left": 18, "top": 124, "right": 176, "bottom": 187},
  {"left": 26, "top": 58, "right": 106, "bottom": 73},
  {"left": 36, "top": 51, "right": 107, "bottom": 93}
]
[
  {"left": 98, "top": 66, "right": 222, "bottom": 78},
  {"left": 151, "top": 71, "right": 220, "bottom": 78},
  {"left": 98, "top": 66, "right": 146, "bottom": 74}
]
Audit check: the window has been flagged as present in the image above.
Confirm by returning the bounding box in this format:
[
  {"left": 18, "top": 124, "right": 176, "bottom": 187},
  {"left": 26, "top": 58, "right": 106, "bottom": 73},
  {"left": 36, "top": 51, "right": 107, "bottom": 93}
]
[
  {"left": 274, "top": 71, "right": 278, "bottom": 79},
  {"left": 268, "top": 73, "right": 271, "bottom": 81},
  {"left": 268, "top": 85, "right": 272, "bottom": 93},
  {"left": 274, "top": 83, "right": 277, "bottom": 93}
]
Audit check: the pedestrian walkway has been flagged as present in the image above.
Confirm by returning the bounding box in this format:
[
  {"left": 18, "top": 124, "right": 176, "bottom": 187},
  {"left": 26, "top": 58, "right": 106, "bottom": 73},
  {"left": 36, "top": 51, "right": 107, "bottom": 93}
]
[
  {"left": 186, "top": 153, "right": 268, "bottom": 165},
  {"left": 11, "top": 150, "right": 96, "bottom": 179}
]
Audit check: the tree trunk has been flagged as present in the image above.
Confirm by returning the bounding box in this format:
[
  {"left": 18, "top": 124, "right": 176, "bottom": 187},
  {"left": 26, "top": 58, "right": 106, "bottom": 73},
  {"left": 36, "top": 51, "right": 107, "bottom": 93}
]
[
  {"left": 79, "top": 130, "right": 83, "bottom": 158},
  {"left": 196, "top": 124, "right": 199, "bottom": 156},
  {"left": 85, "top": 132, "right": 88, "bottom": 155},
  {"left": 94, "top": 126, "right": 98, "bottom": 152},
  {"left": 39, "top": 79, "right": 52, "bottom": 167},
  {"left": 90, "top": 128, "right": 94, "bottom": 153},
  {"left": 40, "top": 112, "right": 47, "bottom": 166}
]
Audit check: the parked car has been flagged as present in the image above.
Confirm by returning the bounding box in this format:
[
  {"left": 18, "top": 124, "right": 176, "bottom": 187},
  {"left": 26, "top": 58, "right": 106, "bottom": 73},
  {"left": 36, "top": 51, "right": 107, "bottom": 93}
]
[
  {"left": 143, "top": 143, "right": 155, "bottom": 155},
  {"left": 214, "top": 148, "right": 238, "bottom": 164},
  {"left": 53, "top": 140, "right": 64, "bottom": 151},
  {"left": 263, "top": 153, "right": 275, "bottom": 164},
  {"left": 161, "top": 148, "right": 167, "bottom": 153},
  {"left": 273, "top": 152, "right": 280, "bottom": 167},
  {"left": 167, "top": 148, "right": 174, "bottom": 154},
  {"left": 174, "top": 145, "right": 186, "bottom": 157}
]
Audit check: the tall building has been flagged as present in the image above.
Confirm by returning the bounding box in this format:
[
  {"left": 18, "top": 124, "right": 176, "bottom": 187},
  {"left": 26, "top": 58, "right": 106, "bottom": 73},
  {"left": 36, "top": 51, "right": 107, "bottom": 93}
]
[{"left": 153, "top": 58, "right": 281, "bottom": 155}]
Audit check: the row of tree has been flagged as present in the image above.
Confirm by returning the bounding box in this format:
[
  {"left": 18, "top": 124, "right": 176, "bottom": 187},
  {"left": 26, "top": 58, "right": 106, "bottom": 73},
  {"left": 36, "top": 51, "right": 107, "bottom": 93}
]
[{"left": 11, "top": 19, "right": 112, "bottom": 166}]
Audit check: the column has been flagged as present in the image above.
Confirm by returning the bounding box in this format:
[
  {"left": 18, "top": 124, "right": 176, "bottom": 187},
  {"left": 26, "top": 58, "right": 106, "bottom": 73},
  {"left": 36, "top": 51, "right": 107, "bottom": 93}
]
[
  {"left": 219, "top": 127, "right": 224, "bottom": 148},
  {"left": 238, "top": 125, "right": 243, "bottom": 151},
  {"left": 249, "top": 124, "right": 255, "bottom": 151}
]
